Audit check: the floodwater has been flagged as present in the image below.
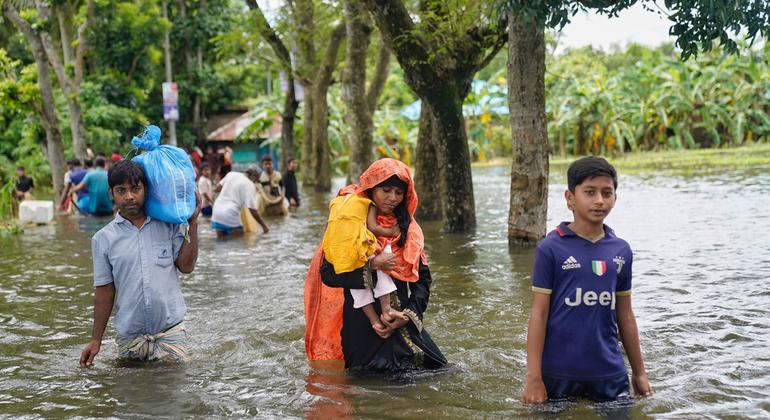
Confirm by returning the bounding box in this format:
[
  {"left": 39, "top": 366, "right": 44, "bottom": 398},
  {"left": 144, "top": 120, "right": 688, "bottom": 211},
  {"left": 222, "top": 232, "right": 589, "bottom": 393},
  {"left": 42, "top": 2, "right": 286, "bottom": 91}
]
[{"left": 1, "top": 166, "right": 769, "bottom": 418}]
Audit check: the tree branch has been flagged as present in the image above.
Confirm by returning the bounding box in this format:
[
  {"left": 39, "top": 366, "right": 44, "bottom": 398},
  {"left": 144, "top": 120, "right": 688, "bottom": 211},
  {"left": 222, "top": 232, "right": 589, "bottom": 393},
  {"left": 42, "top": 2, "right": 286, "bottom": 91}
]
[
  {"left": 73, "top": 0, "right": 95, "bottom": 86},
  {"left": 362, "top": 0, "right": 438, "bottom": 98},
  {"left": 244, "top": 0, "right": 292, "bottom": 70},
  {"left": 366, "top": 37, "right": 390, "bottom": 113},
  {"left": 315, "top": 23, "right": 346, "bottom": 90}
]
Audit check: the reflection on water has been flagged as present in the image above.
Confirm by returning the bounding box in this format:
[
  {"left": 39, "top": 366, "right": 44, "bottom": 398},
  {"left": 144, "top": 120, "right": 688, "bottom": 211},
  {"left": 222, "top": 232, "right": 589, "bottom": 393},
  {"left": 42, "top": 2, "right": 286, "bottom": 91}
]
[{"left": 1, "top": 167, "right": 769, "bottom": 417}]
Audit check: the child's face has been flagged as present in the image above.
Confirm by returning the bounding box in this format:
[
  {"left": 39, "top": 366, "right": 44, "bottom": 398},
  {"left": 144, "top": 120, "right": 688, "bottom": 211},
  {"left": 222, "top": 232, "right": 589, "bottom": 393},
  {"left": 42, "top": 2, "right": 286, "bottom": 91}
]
[
  {"left": 263, "top": 161, "right": 273, "bottom": 173},
  {"left": 565, "top": 175, "right": 616, "bottom": 225},
  {"left": 372, "top": 185, "right": 405, "bottom": 216},
  {"left": 110, "top": 181, "right": 146, "bottom": 219},
  {"left": 201, "top": 167, "right": 211, "bottom": 178}
]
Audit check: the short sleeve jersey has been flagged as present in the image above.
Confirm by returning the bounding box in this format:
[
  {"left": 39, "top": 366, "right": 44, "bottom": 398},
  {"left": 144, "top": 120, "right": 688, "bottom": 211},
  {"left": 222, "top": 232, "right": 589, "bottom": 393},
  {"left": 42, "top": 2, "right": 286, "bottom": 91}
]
[{"left": 532, "top": 222, "right": 633, "bottom": 380}]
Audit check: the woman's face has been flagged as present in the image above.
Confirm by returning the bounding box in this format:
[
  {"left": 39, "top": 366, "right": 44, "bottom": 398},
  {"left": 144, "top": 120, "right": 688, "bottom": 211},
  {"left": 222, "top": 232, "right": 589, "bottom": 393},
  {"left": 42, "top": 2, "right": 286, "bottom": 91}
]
[{"left": 371, "top": 185, "right": 405, "bottom": 215}]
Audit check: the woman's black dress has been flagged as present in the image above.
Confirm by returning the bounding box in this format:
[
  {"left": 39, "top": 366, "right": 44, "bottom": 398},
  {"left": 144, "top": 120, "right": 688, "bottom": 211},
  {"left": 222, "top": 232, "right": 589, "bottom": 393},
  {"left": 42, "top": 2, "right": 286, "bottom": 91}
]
[{"left": 320, "top": 259, "right": 447, "bottom": 372}]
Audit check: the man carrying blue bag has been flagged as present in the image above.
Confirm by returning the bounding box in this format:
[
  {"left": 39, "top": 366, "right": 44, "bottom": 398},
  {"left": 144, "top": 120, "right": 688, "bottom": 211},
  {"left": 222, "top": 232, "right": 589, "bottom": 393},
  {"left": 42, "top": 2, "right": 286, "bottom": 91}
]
[{"left": 79, "top": 126, "right": 202, "bottom": 366}]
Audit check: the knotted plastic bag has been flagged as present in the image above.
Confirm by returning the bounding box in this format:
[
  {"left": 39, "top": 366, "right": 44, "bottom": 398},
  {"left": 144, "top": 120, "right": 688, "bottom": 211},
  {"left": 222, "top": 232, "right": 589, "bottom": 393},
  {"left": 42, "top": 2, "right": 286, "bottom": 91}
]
[{"left": 131, "top": 125, "right": 196, "bottom": 233}]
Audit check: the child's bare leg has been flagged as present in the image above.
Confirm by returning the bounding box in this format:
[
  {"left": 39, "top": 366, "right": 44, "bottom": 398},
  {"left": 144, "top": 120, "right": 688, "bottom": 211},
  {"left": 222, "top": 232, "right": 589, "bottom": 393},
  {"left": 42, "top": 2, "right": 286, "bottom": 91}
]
[
  {"left": 379, "top": 293, "right": 409, "bottom": 323},
  {"left": 361, "top": 303, "right": 385, "bottom": 331},
  {"left": 374, "top": 270, "right": 407, "bottom": 323}
]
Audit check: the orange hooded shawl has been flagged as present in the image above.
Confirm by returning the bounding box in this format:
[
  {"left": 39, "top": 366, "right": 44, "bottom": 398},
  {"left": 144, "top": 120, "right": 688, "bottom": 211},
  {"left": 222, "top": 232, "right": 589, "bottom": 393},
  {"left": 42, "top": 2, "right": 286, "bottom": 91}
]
[{"left": 304, "top": 158, "right": 427, "bottom": 361}]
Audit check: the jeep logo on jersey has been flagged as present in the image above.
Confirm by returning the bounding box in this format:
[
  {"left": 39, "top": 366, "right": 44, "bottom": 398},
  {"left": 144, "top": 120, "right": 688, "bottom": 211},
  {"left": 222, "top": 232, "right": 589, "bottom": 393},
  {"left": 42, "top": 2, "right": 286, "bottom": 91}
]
[
  {"left": 565, "top": 288, "right": 617, "bottom": 309},
  {"left": 591, "top": 260, "right": 607, "bottom": 276}
]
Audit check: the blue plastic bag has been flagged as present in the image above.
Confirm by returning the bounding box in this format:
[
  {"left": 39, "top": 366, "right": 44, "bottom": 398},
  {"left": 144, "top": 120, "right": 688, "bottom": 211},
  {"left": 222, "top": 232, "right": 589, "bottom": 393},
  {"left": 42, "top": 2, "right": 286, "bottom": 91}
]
[{"left": 131, "top": 125, "right": 196, "bottom": 229}]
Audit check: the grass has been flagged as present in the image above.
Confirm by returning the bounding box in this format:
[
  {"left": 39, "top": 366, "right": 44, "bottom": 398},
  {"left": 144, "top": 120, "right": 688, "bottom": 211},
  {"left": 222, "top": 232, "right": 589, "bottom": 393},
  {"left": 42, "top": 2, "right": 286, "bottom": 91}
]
[{"left": 477, "top": 143, "right": 770, "bottom": 178}]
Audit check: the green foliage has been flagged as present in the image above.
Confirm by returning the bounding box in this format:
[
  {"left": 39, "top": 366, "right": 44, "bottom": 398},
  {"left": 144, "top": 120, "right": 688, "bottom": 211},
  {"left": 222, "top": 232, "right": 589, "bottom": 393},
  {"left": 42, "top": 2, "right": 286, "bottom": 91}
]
[{"left": 544, "top": 43, "right": 770, "bottom": 156}]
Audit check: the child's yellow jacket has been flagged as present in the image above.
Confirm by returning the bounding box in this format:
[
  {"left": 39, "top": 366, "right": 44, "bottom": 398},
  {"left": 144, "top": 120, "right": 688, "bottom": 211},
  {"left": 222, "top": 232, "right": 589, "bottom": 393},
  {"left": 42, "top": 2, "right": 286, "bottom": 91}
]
[{"left": 322, "top": 194, "right": 378, "bottom": 274}]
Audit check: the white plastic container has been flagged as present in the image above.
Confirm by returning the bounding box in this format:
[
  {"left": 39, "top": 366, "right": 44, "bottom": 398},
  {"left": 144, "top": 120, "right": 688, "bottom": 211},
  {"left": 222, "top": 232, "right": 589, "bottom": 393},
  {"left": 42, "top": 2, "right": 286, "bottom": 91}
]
[{"left": 18, "top": 200, "right": 54, "bottom": 224}]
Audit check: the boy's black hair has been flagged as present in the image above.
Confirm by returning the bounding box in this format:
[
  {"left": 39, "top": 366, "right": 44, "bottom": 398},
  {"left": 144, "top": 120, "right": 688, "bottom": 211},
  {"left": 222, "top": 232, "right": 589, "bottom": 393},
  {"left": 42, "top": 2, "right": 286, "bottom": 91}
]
[
  {"left": 261, "top": 155, "right": 273, "bottom": 163},
  {"left": 199, "top": 162, "right": 210, "bottom": 170},
  {"left": 108, "top": 160, "right": 147, "bottom": 189},
  {"left": 368, "top": 175, "right": 410, "bottom": 248},
  {"left": 95, "top": 158, "right": 106, "bottom": 168},
  {"left": 567, "top": 156, "right": 618, "bottom": 192},
  {"left": 84, "top": 159, "right": 94, "bottom": 168},
  {"left": 68, "top": 159, "right": 81, "bottom": 166}
]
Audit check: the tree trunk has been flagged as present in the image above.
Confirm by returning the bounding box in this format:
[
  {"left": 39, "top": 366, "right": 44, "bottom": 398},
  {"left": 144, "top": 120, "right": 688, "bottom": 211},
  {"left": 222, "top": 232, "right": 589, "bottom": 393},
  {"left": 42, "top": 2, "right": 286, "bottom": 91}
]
[
  {"left": 310, "top": 24, "right": 345, "bottom": 191},
  {"left": 301, "top": 87, "right": 315, "bottom": 185},
  {"left": 3, "top": 3, "right": 66, "bottom": 198},
  {"left": 427, "top": 87, "right": 476, "bottom": 231},
  {"left": 312, "top": 86, "right": 331, "bottom": 191},
  {"left": 414, "top": 103, "right": 442, "bottom": 220},
  {"left": 343, "top": 0, "right": 374, "bottom": 184},
  {"left": 281, "top": 74, "right": 299, "bottom": 170},
  {"left": 36, "top": 0, "right": 92, "bottom": 161},
  {"left": 507, "top": 13, "right": 548, "bottom": 245}
]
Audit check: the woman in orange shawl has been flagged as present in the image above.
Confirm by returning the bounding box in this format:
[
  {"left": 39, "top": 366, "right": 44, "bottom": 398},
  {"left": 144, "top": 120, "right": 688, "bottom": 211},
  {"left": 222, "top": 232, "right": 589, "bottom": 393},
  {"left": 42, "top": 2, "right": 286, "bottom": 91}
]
[{"left": 304, "top": 158, "right": 447, "bottom": 372}]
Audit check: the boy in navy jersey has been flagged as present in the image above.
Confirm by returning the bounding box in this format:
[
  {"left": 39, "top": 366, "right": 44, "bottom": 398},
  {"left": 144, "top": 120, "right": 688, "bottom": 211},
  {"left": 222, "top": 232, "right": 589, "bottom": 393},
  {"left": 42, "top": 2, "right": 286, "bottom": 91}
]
[{"left": 522, "top": 156, "right": 652, "bottom": 404}]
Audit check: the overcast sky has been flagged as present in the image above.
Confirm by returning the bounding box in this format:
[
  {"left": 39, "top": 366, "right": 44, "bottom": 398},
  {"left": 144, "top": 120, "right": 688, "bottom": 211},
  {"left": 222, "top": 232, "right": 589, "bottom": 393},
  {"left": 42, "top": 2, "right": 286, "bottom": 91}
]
[
  {"left": 257, "top": 1, "right": 675, "bottom": 52},
  {"left": 554, "top": 3, "right": 673, "bottom": 53}
]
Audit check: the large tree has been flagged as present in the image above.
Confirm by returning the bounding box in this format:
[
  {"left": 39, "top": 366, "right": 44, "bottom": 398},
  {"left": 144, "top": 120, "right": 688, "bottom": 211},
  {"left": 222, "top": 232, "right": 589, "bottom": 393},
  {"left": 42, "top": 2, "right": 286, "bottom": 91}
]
[
  {"left": 2, "top": 1, "right": 66, "bottom": 198},
  {"left": 36, "top": 0, "right": 94, "bottom": 161},
  {"left": 245, "top": 0, "right": 299, "bottom": 171},
  {"left": 363, "top": 0, "right": 507, "bottom": 232},
  {"left": 246, "top": 0, "right": 344, "bottom": 190},
  {"left": 505, "top": 0, "right": 770, "bottom": 245},
  {"left": 342, "top": 0, "right": 390, "bottom": 184}
]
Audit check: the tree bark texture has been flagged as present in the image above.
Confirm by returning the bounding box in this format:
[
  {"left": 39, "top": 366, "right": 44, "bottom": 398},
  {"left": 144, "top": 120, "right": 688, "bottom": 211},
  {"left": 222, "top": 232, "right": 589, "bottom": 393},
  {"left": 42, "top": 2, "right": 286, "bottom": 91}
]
[
  {"left": 311, "top": 24, "right": 346, "bottom": 191},
  {"left": 301, "top": 90, "right": 315, "bottom": 184},
  {"left": 507, "top": 13, "right": 548, "bottom": 245},
  {"left": 3, "top": 2, "right": 66, "bottom": 198},
  {"left": 281, "top": 73, "right": 299, "bottom": 170},
  {"left": 413, "top": 103, "right": 442, "bottom": 220},
  {"left": 343, "top": 0, "right": 374, "bottom": 184},
  {"left": 426, "top": 86, "right": 476, "bottom": 231},
  {"left": 36, "top": 0, "right": 93, "bottom": 161}
]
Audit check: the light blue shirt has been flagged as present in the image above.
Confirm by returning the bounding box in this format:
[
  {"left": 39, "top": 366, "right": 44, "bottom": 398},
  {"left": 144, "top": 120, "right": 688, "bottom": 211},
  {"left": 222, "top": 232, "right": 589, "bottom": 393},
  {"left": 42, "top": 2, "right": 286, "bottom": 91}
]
[{"left": 91, "top": 213, "right": 186, "bottom": 338}]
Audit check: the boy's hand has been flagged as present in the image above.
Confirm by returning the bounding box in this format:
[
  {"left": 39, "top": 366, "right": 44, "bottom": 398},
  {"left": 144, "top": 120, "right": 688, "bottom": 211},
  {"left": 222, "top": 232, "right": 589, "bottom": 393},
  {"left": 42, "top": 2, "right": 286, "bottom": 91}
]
[
  {"left": 632, "top": 372, "right": 653, "bottom": 397},
  {"left": 521, "top": 375, "right": 548, "bottom": 404},
  {"left": 79, "top": 339, "right": 101, "bottom": 368}
]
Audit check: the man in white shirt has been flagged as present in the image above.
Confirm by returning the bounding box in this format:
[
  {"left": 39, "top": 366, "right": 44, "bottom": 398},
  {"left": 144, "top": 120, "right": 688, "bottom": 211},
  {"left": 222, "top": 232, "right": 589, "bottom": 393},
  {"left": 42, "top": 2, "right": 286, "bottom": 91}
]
[{"left": 211, "top": 168, "right": 268, "bottom": 237}]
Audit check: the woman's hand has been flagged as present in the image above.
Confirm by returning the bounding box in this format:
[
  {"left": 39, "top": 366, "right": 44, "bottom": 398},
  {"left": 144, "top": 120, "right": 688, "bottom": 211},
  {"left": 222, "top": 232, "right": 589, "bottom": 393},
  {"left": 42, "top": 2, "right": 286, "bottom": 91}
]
[
  {"left": 371, "top": 253, "right": 396, "bottom": 271},
  {"left": 377, "top": 316, "right": 409, "bottom": 339}
]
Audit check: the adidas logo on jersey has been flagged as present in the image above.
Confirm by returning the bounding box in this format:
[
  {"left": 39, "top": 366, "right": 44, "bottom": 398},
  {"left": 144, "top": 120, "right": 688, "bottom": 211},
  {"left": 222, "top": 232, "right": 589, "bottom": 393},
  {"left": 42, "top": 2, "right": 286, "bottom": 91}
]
[{"left": 562, "top": 256, "right": 581, "bottom": 270}]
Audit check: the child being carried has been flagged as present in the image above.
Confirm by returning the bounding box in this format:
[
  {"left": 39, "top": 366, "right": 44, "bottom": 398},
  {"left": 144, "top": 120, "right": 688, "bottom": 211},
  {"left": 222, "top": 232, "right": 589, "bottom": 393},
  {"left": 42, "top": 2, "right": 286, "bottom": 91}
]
[{"left": 322, "top": 185, "right": 410, "bottom": 334}]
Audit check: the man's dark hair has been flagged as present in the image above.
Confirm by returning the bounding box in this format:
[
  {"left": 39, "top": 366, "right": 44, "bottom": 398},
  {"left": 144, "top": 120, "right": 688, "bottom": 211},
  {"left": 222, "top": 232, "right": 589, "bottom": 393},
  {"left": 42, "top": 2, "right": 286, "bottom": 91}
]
[
  {"left": 84, "top": 159, "right": 94, "bottom": 168},
  {"left": 69, "top": 159, "right": 81, "bottom": 166},
  {"left": 199, "top": 162, "right": 210, "bottom": 171},
  {"left": 108, "top": 160, "right": 146, "bottom": 189},
  {"left": 567, "top": 156, "right": 618, "bottom": 192},
  {"left": 95, "top": 158, "right": 106, "bottom": 168},
  {"left": 261, "top": 155, "right": 273, "bottom": 163},
  {"left": 287, "top": 158, "right": 296, "bottom": 164},
  {"left": 367, "top": 175, "right": 411, "bottom": 248}
]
